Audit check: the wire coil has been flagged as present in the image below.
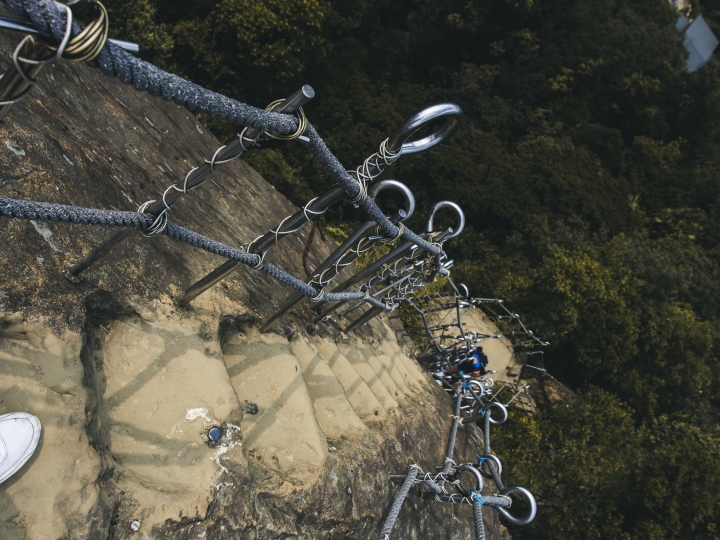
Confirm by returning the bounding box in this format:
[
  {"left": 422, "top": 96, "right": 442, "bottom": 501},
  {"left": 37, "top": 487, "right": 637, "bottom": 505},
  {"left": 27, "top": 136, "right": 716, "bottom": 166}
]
[
  {"left": 43, "top": 0, "right": 109, "bottom": 63},
  {"left": 264, "top": 99, "right": 307, "bottom": 140}
]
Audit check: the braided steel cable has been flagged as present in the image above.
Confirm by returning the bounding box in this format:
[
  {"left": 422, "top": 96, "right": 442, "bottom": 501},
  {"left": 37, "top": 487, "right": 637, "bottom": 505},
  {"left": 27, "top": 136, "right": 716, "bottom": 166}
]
[
  {"left": 421, "top": 493, "right": 510, "bottom": 506},
  {"left": 263, "top": 99, "right": 308, "bottom": 140},
  {"left": 42, "top": 0, "right": 108, "bottom": 63},
  {"left": 473, "top": 498, "right": 486, "bottom": 540},
  {"left": 380, "top": 465, "right": 420, "bottom": 540},
  {"left": 0, "top": 197, "right": 391, "bottom": 309},
  {"left": 439, "top": 393, "right": 463, "bottom": 487},
  {"left": 338, "top": 247, "right": 426, "bottom": 316},
  {"left": 343, "top": 252, "right": 445, "bottom": 328},
  {"left": 479, "top": 412, "right": 506, "bottom": 491},
  {"left": 308, "top": 231, "right": 377, "bottom": 288}
]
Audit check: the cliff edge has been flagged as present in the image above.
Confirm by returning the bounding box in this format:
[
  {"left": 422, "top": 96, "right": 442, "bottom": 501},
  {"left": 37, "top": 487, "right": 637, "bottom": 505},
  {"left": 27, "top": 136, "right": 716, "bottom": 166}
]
[{"left": 0, "top": 16, "right": 509, "bottom": 540}]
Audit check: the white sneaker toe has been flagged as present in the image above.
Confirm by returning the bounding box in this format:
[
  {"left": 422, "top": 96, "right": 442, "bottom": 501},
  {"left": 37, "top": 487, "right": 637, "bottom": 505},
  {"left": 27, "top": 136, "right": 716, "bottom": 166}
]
[{"left": 0, "top": 412, "right": 41, "bottom": 484}]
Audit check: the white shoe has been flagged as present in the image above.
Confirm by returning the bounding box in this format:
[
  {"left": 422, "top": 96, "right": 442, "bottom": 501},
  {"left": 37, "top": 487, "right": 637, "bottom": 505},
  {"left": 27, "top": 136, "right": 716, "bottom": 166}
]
[{"left": 0, "top": 412, "right": 41, "bottom": 484}]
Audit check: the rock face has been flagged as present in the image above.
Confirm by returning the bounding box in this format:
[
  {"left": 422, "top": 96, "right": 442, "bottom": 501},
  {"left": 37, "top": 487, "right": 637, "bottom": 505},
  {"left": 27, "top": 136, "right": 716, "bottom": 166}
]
[{"left": 0, "top": 13, "right": 510, "bottom": 539}]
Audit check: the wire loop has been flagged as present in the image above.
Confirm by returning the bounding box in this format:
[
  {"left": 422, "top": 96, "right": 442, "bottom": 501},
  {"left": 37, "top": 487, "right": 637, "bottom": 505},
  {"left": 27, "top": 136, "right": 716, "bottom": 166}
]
[
  {"left": 137, "top": 200, "right": 168, "bottom": 237},
  {"left": 264, "top": 99, "right": 307, "bottom": 140},
  {"left": 42, "top": 1, "right": 109, "bottom": 63},
  {"left": 346, "top": 138, "right": 402, "bottom": 206}
]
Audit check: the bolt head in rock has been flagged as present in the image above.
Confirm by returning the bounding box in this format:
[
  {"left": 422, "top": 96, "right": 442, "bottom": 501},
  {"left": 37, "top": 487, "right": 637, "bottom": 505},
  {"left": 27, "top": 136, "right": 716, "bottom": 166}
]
[
  {"left": 208, "top": 427, "right": 222, "bottom": 441},
  {"left": 130, "top": 520, "right": 141, "bottom": 532},
  {"left": 244, "top": 401, "right": 259, "bottom": 415}
]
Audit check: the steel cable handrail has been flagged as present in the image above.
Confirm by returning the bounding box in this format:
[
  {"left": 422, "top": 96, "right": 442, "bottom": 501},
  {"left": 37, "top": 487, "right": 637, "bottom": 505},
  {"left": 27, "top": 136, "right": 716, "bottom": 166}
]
[
  {"left": 2, "top": 0, "right": 463, "bottom": 295},
  {"left": 0, "top": 197, "right": 390, "bottom": 309}
]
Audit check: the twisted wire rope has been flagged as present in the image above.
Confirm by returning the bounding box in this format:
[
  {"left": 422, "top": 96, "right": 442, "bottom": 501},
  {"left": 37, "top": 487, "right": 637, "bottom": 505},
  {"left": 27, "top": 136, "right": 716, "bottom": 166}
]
[
  {"left": 380, "top": 464, "right": 420, "bottom": 540},
  {"left": 473, "top": 498, "right": 486, "bottom": 540},
  {"left": 0, "top": 197, "right": 390, "bottom": 308},
  {"left": 5, "top": 0, "right": 441, "bottom": 257}
]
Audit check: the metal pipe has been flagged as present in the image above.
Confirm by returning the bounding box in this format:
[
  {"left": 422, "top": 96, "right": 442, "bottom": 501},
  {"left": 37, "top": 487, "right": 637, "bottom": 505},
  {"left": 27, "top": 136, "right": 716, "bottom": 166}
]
[
  {"left": 68, "top": 85, "right": 314, "bottom": 276},
  {"left": 179, "top": 184, "right": 344, "bottom": 306},
  {"left": 317, "top": 248, "right": 423, "bottom": 321},
  {"left": 386, "top": 103, "right": 463, "bottom": 155},
  {"left": 259, "top": 220, "right": 377, "bottom": 332},
  {"left": 259, "top": 179, "right": 416, "bottom": 331},
  {"left": 343, "top": 305, "right": 383, "bottom": 333},
  {"left": 344, "top": 258, "right": 450, "bottom": 332},
  {"left": 322, "top": 191, "right": 463, "bottom": 304},
  {"left": 0, "top": 15, "right": 140, "bottom": 53},
  {"left": 317, "top": 225, "right": 452, "bottom": 320}
]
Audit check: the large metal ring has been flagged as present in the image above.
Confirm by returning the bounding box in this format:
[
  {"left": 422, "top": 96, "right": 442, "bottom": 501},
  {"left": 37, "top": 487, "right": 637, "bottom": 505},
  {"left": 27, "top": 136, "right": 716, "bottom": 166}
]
[
  {"left": 478, "top": 453, "right": 503, "bottom": 478},
  {"left": 386, "top": 103, "right": 463, "bottom": 155},
  {"left": 486, "top": 402, "right": 508, "bottom": 425},
  {"left": 466, "top": 379, "right": 485, "bottom": 396},
  {"left": 426, "top": 201, "right": 465, "bottom": 240},
  {"left": 458, "top": 283, "right": 470, "bottom": 298},
  {"left": 498, "top": 486, "right": 537, "bottom": 526},
  {"left": 449, "top": 464, "right": 484, "bottom": 497},
  {"left": 370, "top": 180, "right": 416, "bottom": 222}
]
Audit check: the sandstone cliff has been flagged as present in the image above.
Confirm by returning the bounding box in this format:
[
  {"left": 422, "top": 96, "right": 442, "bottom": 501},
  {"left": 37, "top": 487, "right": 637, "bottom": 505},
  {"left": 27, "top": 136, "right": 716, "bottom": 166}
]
[{"left": 0, "top": 15, "right": 509, "bottom": 539}]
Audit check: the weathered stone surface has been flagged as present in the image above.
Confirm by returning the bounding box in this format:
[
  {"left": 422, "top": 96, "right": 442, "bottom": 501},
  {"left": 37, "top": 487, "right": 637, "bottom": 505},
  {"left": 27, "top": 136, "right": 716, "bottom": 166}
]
[
  {"left": 338, "top": 340, "right": 400, "bottom": 413},
  {"left": 288, "top": 333, "right": 367, "bottom": 440},
  {"left": 94, "top": 314, "right": 247, "bottom": 528},
  {"left": 311, "top": 335, "right": 387, "bottom": 425},
  {"left": 0, "top": 9, "right": 509, "bottom": 538},
  {"left": 0, "top": 314, "right": 100, "bottom": 540},
  {"left": 222, "top": 327, "right": 328, "bottom": 480}
]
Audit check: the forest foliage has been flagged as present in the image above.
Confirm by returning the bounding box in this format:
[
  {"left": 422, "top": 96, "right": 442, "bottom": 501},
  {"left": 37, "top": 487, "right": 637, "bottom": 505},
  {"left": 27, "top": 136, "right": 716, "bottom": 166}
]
[{"left": 103, "top": 0, "right": 720, "bottom": 537}]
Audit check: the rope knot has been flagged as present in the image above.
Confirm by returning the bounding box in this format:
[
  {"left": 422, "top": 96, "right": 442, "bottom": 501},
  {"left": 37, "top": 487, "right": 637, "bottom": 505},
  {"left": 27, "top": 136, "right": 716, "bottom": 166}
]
[{"left": 468, "top": 488, "right": 483, "bottom": 504}]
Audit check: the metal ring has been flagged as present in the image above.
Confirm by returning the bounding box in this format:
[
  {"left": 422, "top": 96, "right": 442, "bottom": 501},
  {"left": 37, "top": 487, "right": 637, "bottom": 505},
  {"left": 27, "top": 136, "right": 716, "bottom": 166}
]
[
  {"left": 458, "top": 283, "right": 470, "bottom": 298},
  {"left": 465, "top": 379, "right": 485, "bottom": 396},
  {"left": 370, "top": 179, "right": 416, "bottom": 222},
  {"left": 497, "top": 486, "right": 537, "bottom": 526},
  {"left": 485, "top": 402, "right": 508, "bottom": 425},
  {"left": 426, "top": 201, "right": 465, "bottom": 240},
  {"left": 448, "top": 464, "right": 484, "bottom": 497},
  {"left": 478, "top": 454, "right": 503, "bottom": 478},
  {"left": 386, "top": 103, "right": 463, "bottom": 155}
]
